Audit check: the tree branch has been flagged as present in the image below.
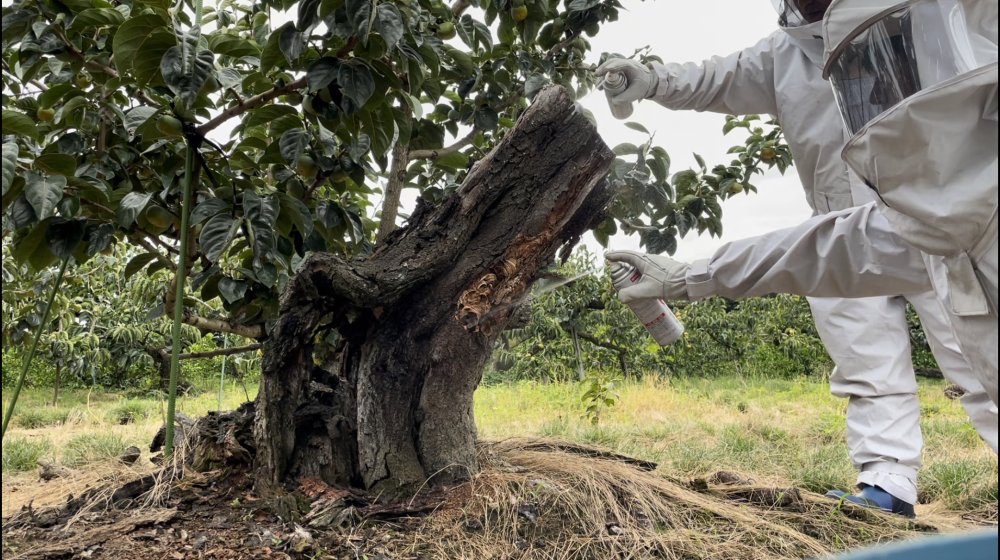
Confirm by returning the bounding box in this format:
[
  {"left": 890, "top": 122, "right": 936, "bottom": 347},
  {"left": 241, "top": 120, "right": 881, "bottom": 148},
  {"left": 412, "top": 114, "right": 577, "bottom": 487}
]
[
  {"left": 574, "top": 330, "right": 629, "bottom": 355},
  {"left": 127, "top": 233, "right": 177, "bottom": 271},
  {"left": 179, "top": 343, "right": 262, "bottom": 360},
  {"left": 376, "top": 134, "right": 411, "bottom": 243},
  {"left": 408, "top": 129, "right": 477, "bottom": 160},
  {"left": 197, "top": 77, "right": 308, "bottom": 135},
  {"left": 183, "top": 313, "right": 265, "bottom": 339}
]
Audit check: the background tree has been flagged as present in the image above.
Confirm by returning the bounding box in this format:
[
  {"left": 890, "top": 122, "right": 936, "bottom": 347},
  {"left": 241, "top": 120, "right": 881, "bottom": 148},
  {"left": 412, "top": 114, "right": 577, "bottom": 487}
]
[{"left": 2, "top": 0, "right": 792, "bottom": 494}]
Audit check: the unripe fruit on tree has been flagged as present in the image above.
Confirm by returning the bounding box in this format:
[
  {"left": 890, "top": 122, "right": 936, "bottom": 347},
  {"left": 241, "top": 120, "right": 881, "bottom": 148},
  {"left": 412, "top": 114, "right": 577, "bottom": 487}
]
[
  {"left": 145, "top": 206, "right": 174, "bottom": 230},
  {"left": 511, "top": 5, "right": 528, "bottom": 22},
  {"left": 728, "top": 182, "right": 746, "bottom": 194},
  {"left": 287, "top": 180, "right": 306, "bottom": 199},
  {"left": 37, "top": 107, "right": 55, "bottom": 122},
  {"left": 437, "top": 21, "right": 456, "bottom": 40},
  {"left": 759, "top": 147, "right": 777, "bottom": 163},
  {"left": 201, "top": 74, "right": 220, "bottom": 94},
  {"left": 296, "top": 155, "right": 318, "bottom": 179},
  {"left": 75, "top": 72, "right": 91, "bottom": 88},
  {"left": 157, "top": 114, "right": 184, "bottom": 137}
]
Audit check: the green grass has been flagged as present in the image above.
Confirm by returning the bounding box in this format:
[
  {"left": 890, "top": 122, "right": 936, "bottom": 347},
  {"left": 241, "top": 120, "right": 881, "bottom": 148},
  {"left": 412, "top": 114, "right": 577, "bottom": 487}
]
[
  {"left": 1, "top": 375, "right": 995, "bottom": 515},
  {"left": 474, "top": 375, "right": 997, "bottom": 510},
  {"left": 107, "top": 399, "right": 155, "bottom": 425},
  {"left": 2, "top": 436, "right": 54, "bottom": 473},
  {"left": 14, "top": 407, "right": 71, "bottom": 428},
  {"left": 63, "top": 432, "right": 129, "bottom": 467}
]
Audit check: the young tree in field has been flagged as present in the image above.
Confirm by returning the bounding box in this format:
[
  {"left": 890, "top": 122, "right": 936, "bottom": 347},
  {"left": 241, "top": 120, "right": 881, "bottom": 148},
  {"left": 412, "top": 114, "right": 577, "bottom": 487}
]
[{"left": 1, "top": 0, "right": 788, "bottom": 494}]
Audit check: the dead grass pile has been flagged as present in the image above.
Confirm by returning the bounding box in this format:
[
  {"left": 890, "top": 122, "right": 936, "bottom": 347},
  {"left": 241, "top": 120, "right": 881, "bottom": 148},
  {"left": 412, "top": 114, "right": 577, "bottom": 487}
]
[
  {"left": 333, "top": 438, "right": 944, "bottom": 560},
  {"left": 4, "top": 437, "right": 973, "bottom": 560}
]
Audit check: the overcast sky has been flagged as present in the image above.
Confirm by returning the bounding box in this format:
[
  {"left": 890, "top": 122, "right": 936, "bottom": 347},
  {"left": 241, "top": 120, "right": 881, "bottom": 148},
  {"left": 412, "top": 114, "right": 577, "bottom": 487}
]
[{"left": 576, "top": 0, "right": 813, "bottom": 264}]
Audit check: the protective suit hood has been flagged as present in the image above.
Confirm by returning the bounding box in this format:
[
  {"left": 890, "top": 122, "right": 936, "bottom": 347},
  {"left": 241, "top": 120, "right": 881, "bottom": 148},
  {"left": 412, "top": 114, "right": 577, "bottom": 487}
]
[
  {"left": 781, "top": 20, "right": 825, "bottom": 65},
  {"left": 824, "top": 0, "right": 999, "bottom": 316}
]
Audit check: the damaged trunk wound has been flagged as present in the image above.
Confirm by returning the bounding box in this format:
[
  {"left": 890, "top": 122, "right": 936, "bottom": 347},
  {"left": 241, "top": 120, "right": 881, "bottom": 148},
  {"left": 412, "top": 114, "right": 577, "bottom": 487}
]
[{"left": 251, "top": 85, "right": 615, "bottom": 497}]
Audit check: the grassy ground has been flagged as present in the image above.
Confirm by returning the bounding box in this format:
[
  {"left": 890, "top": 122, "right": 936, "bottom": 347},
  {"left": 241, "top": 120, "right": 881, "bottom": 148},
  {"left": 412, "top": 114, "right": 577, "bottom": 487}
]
[{"left": 2, "top": 375, "right": 996, "bottom": 520}]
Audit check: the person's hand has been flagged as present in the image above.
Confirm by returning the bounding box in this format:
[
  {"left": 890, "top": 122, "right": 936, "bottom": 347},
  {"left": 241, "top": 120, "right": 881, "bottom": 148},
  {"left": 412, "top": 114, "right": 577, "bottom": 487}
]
[
  {"left": 595, "top": 58, "right": 658, "bottom": 107},
  {"left": 605, "top": 250, "right": 690, "bottom": 302}
]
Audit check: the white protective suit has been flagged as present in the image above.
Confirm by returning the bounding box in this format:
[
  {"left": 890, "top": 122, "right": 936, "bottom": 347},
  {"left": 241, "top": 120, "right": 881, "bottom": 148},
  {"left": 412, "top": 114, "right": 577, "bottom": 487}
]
[{"left": 642, "top": 7, "right": 997, "bottom": 503}]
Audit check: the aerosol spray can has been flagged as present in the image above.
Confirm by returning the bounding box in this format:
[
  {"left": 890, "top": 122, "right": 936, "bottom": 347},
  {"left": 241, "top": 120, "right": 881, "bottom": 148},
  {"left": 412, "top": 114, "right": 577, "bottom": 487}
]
[
  {"left": 608, "top": 262, "right": 684, "bottom": 346},
  {"left": 602, "top": 71, "right": 634, "bottom": 120}
]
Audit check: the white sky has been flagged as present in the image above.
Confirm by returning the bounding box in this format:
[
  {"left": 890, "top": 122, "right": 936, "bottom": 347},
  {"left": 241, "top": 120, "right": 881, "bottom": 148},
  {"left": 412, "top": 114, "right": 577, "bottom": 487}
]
[{"left": 576, "top": 0, "right": 813, "bottom": 264}]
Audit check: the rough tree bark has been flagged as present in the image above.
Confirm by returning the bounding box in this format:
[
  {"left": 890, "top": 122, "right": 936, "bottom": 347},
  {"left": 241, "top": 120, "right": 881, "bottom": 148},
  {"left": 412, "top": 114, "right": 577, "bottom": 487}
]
[{"left": 253, "top": 86, "right": 615, "bottom": 496}]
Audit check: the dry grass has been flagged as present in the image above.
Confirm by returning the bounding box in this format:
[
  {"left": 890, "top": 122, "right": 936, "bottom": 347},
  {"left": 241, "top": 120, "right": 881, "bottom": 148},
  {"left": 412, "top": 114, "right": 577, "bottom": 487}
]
[
  {"left": 2, "top": 374, "right": 995, "bottom": 559},
  {"left": 334, "top": 438, "right": 953, "bottom": 560}
]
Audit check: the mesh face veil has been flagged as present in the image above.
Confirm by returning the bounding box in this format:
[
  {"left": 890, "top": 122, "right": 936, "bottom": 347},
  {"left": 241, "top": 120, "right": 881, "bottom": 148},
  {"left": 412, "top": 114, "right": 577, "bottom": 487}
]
[{"left": 822, "top": 0, "right": 997, "bottom": 134}]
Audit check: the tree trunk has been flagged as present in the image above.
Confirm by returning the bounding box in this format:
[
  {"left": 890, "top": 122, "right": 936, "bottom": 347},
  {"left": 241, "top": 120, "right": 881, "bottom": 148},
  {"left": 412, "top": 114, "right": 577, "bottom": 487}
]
[
  {"left": 52, "top": 363, "right": 61, "bottom": 406},
  {"left": 253, "top": 86, "right": 615, "bottom": 496}
]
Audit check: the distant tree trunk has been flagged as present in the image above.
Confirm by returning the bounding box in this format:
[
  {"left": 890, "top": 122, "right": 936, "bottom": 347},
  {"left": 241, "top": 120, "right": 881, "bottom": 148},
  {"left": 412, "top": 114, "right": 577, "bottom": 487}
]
[
  {"left": 252, "top": 86, "right": 615, "bottom": 496},
  {"left": 52, "top": 363, "right": 61, "bottom": 406}
]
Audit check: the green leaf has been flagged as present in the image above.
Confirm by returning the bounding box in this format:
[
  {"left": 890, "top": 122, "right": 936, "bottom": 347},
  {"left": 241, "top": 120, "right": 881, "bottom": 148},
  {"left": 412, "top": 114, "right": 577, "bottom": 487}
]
[
  {"left": 244, "top": 104, "right": 297, "bottom": 129},
  {"left": 13, "top": 220, "right": 57, "bottom": 271},
  {"left": 374, "top": 4, "right": 404, "bottom": 49},
  {"left": 524, "top": 74, "right": 549, "bottom": 99},
  {"left": 132, "top": 31, "right": 176, "bottom": 86},
  {"left": 116, "top": 191, "right": 152, "bottom": 226},
  {"left": 279, "top": 128, "right": 309, "bottom": 164},
  {"left": 279, "top": 24, "right": 305, "bottom": 64},
  {"left": 190, "top": 197, "right": 230, "bottom": 225},
  {"left": 306, "top": 57, "right": 339, "bottom": 91},
  {"left": 33, "top": 153, "right": 77, "bottom": 177},
  {"left": 296, "top": 0, "right": 322, "bottom": 31},
  {"left": 112, "top": 14, "right": 169, "bottom": 72},
  {"left": 625, "top": 122, "right": 649, "bottom": 134},
  {"left": 70, "top": 8, "right": 125, "bottom": 32},
  {"left": 612, "top": 143, "right": 639, "bottom": 156},
  {"left": 2, "top": 110, "right": 40, "bottom": 141},
  {"left": 435, "top": 150, "right": 469, "bottom": 171},
  {"left": 277, "top": 192, "right": 313, "bottom": 237},
  {"left": 218, "top": 277, "right": 247, "bottom": 303},
  {"left": 208, "top": 33, "right": 261, "bottom": 58},
  {"left": 260, "top": 23, "right": 293, "bottom": 74},
  {"left": 568, "top": 0, "right": 601, "bottom": 11},
  {"left": 693, "top": 153, "right": 706, "bottom": 171},
  {"left": 37, "top": 83, "right": 74, "bottom": 110},
  {"left": 200, "top": 213, "right": 239, "bottom": 262},
  {"left": 85, "top": 223, "right": 116, "bottom": 256},
  {"left": 337, "top": 61, "right": 375, "bottom": 109},
  {"left": 160, "top": 41, "right": 215, "bottom": 103},
  {"left": 123, "top": 106, "right": 159, "bottom": 138},
  {"left": 45, "top": 218, "right": 86, "bottom": 260},
  {"left": 24, "top": 173, "right": 66, "bottom": 220},
  {"left": 124, "top": 252, "right": 158, "bottom": 278},
  {"left": 244, "top": 190, "right": 279, "bottom": 260},
  {"left": 1, "top": 142, "right": 17, "bottom": 198}
]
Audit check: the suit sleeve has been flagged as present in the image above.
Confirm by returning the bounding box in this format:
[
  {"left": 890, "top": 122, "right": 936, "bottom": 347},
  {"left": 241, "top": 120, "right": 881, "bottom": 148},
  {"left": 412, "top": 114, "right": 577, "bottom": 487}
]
[
  {"left": 648, "top": 34, "right": 780, "bottom": 115},
  {"left": 685, "top": 202, "right": 934, "bottom": 299}
]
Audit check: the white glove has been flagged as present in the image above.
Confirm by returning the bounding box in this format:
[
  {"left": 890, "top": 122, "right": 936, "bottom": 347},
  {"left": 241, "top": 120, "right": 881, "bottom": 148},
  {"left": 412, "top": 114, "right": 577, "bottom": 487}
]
[
  {"left": 595, "top": 58, "right": 659, "bottom": 108},
  {"left": 605, "top": 250, "right": 691, "bottom": 302}
]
